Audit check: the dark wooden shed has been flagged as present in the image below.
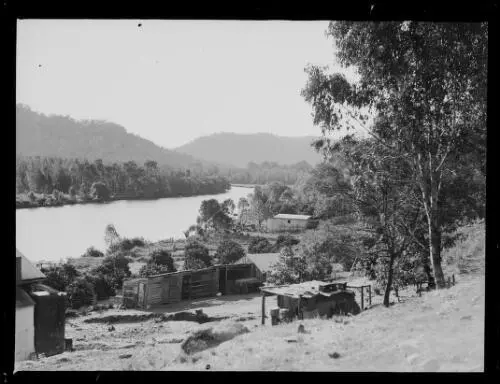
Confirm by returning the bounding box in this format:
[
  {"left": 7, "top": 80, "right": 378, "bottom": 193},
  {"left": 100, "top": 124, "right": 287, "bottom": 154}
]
[{"left": 260, "top": 280, "right": 360, "bottom": 324}]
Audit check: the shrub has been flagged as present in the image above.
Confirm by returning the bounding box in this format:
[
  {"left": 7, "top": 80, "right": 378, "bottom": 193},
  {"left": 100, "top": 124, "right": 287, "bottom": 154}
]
[
  {"left": 107, "top": 237, "right": 146, "bottom": 254},
  {"left": 90, "top": 181, "right": 111, "bottom": 200},
  {"left": 27, "top": 191, "right": 36, "bottom": 202},
  {"left": 68, "top": 186, "right": 77, "bottom": 197},
  {"left": 85, "top": 274, "right": 115, "bottom": 300},
  {"left": 91, "top": 254, "right": 131, "bottom": 290},
  {"left": 184, "top": 240, "right": 212, "bottom": 270},
  {"left": 41, "top": 263, "right": 80, "bottom": 292},
  {"left": 215, "top": 240, "right": 245, "bottom": 264},
  {"left": 139, "top": 264, "right": 175, "bottom": 277},
  {"left": 274, "top": 234, "right": 300, "bottom": 250},
  {"left": 66, "top": 278, "right": 95, "bottom": 309},
  {"left": 147, "top": 249, "right": 176, "bottom": 271},
  {"left": 82, "top": 246, "right": 104, "bottom": 258},
  {"left": 248, "top": 236, "right": 273, "bottom": 254}
]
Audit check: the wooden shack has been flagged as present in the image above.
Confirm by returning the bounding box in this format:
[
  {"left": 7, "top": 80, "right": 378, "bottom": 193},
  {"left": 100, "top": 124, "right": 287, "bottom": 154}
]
[
  {"left": 122, "top": 264, "right": 256, "bottom": 309},
  {"left": 124, "top": 266, "right": 220, "bottom": 310},
  {"left": 218, "top": 263, "right": 257, "bottom": 294},
  {"left": 260, "top": 280, "right": 360, "bottom": 324}
]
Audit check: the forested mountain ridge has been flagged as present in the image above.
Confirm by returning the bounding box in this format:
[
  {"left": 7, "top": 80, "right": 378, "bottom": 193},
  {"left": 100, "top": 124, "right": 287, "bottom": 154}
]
[
  {"left": 175, "top": 132, "right": 323, "bottom": 168},
  {"left": 16, "top": 104, "right": 205, "bottom": 168}
]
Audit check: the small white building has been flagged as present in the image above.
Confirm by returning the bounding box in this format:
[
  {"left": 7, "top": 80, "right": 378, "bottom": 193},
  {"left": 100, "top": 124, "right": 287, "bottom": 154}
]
[
  {"left": 15, "top": 249, "right": 46, "bottom": 362},
  {"left": 265, "top": 214, "right": 312, "bottom": 232},
  {"left": 15, "top": 287, "right": 36, "bottom": 362}
]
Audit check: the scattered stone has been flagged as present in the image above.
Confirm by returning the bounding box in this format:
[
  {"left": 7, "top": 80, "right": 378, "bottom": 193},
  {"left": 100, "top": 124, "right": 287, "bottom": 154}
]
[
  {"left": 108, "top": 325, "right": 115, "bottom": 332},
  {"left": 205, "top": 364, "right": 211, "bottom": 370},
  {"left": 460, "top": 315, "right": 472, "bottom": 321},
  {"left": 191, "top": 356, "right": 200, "bottom": 363},
  {"left": 285, "top": 337, "right": 297, "bottom": 343},
  {"left": 297, "top": 324, "right": 306, "bottom": 334},
  {"left": 57, "top": 357, "right": 70, "bottom": 363},
  {"left": 328, "top": 352, "right": 341, "bottom": 359},
  {"left": 119, "top": 354, "right": 132, "bottom": 359}
]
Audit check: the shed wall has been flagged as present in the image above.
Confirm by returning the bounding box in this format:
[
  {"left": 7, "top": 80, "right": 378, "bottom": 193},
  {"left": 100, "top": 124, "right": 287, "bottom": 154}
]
[
  {"left": 15, "top": 306, "right": 35, "bottom": 362},
  {"left": 266, "top": 218, "right": 309, "bottom": 232}
]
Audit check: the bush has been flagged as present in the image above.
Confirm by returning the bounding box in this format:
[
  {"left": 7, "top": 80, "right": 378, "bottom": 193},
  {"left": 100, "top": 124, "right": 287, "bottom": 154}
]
[
  {"left": 91, "top": 254, "right": 131, "bottom": 290},
  {"left": 27, "top": 191, "right": 36, "bottom": 202},
  {"left": 82, "top": 246, "right": 104, "bottom": 258},
  {"left": 215, "top": 240, "right": 245, "bottom": 264},
  {"left": 248, "top": 236, "right": 274, "bottom": 254},
  {"left": 184, "top": 240, "right": 212, "bottom": 270},
  {"left": 275, "top": 234, "right": 300, "bottom": 250},
  {"left": 147, "top": 249, "right": 176, "bottom": 271},
  {"left": 41, "top": 263, "right": 80, "bottom": 292},
  {"left": 85, "top": 273, "right": 115, "bottom": 300},
  {"left": 66, "top": 278, "right": 95, "bottom": 309},
  {"left": 90, "top": 181, "right": 111, "bottom": 200},
  {"left": 139, "top": 264, "right": 175, "bottom": 277},
  {"left": 107, "top": 237, "right": 146, "bottom": 254},
  {"left": 306, "top": 219, "right": 320, "bottom": 229}
]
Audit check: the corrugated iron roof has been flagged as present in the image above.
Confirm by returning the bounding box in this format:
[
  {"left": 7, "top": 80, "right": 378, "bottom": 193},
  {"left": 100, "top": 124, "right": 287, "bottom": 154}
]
[
  {"left": 273, "top": 214, "right": 311, "bottom": 220},
  {"left": 261, "top": 280, "right": 352, "bottom": 299},
  {"left": 237, "top": 253, "right": 281, "bottom": 273},
  {"left": 16, "top": 249, "right": 46, "bottom": 282}
]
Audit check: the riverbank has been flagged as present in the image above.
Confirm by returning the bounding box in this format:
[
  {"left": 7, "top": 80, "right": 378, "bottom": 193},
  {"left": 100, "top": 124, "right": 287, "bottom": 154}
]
[{"left": 16, "top": 188, "right": 233, "bottom": 210}]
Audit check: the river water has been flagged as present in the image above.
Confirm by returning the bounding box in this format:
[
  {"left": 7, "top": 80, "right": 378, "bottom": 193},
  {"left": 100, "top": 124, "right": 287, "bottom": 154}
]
[{"left": 16, "top": 186, "right": 252, "bottom": 263}]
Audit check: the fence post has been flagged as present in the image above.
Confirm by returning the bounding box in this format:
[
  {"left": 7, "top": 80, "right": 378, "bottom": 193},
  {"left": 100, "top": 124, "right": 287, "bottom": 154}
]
[
  {"left": 360, "top": 287, "right": 364, "bottom": 311},
  {"left": 452, "top": 274, "right": 455, "bottom": 286},
  {"left": 368, "top": 285, "right": 372, "bottom": 307},
  {"left": 261, "top": 292, "right": 266, "bottom": 325}
]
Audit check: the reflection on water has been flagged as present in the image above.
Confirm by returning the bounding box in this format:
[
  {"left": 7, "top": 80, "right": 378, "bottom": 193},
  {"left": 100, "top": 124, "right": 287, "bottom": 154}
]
[{"left": 16, "top": 186, "right": 251, "bottom": 263}]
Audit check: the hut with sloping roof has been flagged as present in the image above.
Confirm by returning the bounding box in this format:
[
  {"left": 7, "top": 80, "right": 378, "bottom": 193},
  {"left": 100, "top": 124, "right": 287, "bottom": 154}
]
[
  {"left": 235, "top": 252, "right": 281, "bottom": 282},
  {"left": 16, "top": 249, "right": 66, "bottom": 360},
  {"left": 259, "top": 280, "right": 360, "bottom": 325}
]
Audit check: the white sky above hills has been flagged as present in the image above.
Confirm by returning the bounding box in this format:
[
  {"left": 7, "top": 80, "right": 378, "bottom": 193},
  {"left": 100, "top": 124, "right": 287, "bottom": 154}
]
[{"left": 17, "top": 20, "right": 363, "bottom": 148}]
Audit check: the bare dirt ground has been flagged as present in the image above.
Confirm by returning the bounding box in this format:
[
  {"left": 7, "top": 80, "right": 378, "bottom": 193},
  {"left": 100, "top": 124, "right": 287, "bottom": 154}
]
[
  {"left": 15, "top": 273, "right": 483, "bottom": 372},
  {"left": 15, "top": 221, "right": 484, "bottom": 372}
]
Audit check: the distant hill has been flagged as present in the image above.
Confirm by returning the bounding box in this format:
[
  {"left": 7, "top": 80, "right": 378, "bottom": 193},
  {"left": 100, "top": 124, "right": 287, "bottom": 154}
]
[
  {"left": 16, "top": 105, "right": 204, "bottom": 168},
  {"left": 174, "top": 132, "right": 323, "bottom": 168}
]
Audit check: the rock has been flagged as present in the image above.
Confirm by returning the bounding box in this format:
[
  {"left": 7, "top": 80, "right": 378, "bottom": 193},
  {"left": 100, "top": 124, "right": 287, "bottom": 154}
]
[
  {"left": 297, "top": 324, "right": 306, "bottom": 334},
  {"left": 205, "top": 364, "right": 211, "bottom": 370},
  {"left": 57, "top": 357, "right": 70, "bottom": 363},
  {"left": 328, "top": 352, "right": 341, "bottom": 359},
  {"left": 460, "top": 315, "right": 472, "bottom": 320},
  {"left": 108, "top": 325, "right": 115, "bottom": 332},
  {"left": 181, "top": 322, "right": 249, "bottom": 355},
  {"left": 285, "top": 337, "right": 297, "bottom": 343},
  {"left": 119, "top": 354, "right": 132, "bottom": 359}
]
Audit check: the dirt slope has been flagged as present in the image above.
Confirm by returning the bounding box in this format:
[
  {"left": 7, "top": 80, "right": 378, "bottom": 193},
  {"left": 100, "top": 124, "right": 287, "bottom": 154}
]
[{"left": 15, "top": 221, "right": 485, "bottom": 372}]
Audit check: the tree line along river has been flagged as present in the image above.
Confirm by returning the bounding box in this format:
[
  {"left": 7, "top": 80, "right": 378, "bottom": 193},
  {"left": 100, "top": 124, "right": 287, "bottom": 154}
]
[{"left": 16, "top": 186, "right": 252, "bottom": 263}]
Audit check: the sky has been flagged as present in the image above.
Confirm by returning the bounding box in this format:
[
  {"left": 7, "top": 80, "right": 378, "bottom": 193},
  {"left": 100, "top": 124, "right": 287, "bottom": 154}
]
[{"left": 17, "top": 20, "right": 360, "bottom": 148}]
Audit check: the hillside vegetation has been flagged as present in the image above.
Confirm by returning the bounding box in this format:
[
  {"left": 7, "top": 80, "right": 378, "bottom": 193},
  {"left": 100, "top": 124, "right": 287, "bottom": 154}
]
[
  {"left": 16, "top": 105, "right": 202, "bottom": 168},
  {"left": 15, "top": 221, "right": 485, "bottom": 372}
]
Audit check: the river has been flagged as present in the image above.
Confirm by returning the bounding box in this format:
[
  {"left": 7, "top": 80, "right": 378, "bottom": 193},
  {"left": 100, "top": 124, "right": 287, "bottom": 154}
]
[{"left": 16, "top": 186, "right": 253, "bottom": 263}]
